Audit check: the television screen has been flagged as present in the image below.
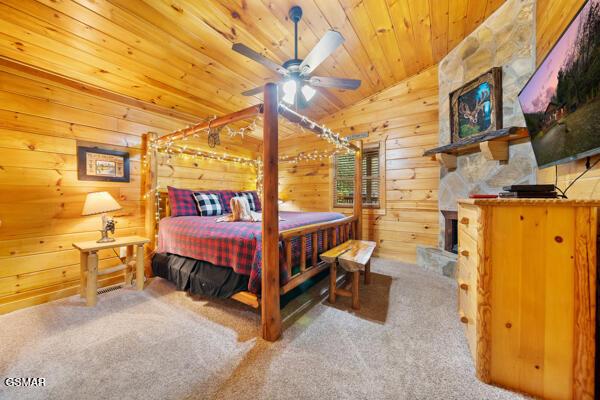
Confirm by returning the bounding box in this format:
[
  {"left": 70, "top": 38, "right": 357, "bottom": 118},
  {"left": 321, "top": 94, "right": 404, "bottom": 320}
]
[{"left": 518, "top": 0, "right": 600, "bottom": 168}]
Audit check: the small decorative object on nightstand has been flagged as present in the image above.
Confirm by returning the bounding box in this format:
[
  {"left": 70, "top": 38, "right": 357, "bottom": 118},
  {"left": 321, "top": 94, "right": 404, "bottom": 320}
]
[
  {"left": 82, "top": 191, "right": 122, "bottom": 243},
  {"left": 73, "top": 236, "right": 150, "bottom": 306}
]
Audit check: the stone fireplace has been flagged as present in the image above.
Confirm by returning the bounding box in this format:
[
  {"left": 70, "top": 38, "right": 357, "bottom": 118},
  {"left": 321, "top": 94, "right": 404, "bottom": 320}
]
[{"left": 417, "top": 0, "right": 537, "bottom": 277}]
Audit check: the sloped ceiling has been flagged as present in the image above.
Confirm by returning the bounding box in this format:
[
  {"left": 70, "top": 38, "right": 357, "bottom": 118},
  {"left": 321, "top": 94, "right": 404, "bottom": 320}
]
[{"left": 0, "top": 0, "right": 505, "bottom": 139}]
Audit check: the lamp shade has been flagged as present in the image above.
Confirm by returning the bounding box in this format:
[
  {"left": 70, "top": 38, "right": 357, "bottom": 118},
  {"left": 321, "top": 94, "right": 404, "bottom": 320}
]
[{"left": 82, "top": 191, "right": 122, "bottom": 216}]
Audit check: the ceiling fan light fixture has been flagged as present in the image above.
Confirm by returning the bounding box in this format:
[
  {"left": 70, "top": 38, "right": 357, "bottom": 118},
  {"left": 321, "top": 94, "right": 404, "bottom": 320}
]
[
  {"left": 282, "top": 79, "right": 297, "bottom": 104},
  {"left": 232, "top": 7, "right": 361, "bottom": 102},
  {"left": 301, "top": 84, "right": 316, "bottom": 101}
]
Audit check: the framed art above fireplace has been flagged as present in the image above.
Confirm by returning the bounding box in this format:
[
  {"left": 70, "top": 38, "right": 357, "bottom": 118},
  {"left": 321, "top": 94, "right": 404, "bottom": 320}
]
[{"left": 450, "top": 67, "right": 503, "bottom": 143}]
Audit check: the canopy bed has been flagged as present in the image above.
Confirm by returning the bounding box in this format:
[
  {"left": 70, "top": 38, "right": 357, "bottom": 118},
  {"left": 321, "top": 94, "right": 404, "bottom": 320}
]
[{"left": 141, "top": 84, "right": 363, "bottom": 341}]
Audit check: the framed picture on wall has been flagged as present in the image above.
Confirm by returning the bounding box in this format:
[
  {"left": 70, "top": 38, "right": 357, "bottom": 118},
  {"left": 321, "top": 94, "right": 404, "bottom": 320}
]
[
  {"left": 450, "top": 67, "right": 503, "bottom": 143},
  {"left": 77, "top": 145, "right": 130, "bottom": 182}
]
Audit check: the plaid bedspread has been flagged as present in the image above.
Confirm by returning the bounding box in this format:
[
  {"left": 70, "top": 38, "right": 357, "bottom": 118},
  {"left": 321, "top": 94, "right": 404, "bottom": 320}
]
[{"left": 157, "top": 211, "right": 346, "bottom": 293}]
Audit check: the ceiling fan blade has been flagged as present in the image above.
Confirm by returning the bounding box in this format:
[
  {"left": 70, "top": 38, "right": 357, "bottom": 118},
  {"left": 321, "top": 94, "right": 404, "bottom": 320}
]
[
  {"left": 232, "top": 43, "right": 288, "bottom": 76},
  {"left": 299, "top": 30, "right": 344, "bottom": 76},
  {"left": 241, "top": 85, "right": 266, "bottom": 96},
  {"left": 308, "top": 76, "right": 361, "bottom": 90}
]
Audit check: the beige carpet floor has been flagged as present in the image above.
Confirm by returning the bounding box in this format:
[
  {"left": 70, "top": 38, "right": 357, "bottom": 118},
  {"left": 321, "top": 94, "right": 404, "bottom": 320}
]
[{"left": 0, "top": 259, "right": 526, "bottom": 400}]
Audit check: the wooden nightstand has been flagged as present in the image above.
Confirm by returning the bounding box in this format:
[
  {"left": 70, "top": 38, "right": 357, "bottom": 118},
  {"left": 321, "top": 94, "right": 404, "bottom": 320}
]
[{"left": 72, "top": 236, "right": 150, "bottom": 306}]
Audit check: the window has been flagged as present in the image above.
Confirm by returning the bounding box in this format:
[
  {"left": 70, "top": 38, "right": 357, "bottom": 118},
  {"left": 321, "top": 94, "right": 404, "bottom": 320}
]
[{"left": 333, "top": 144, "right": 381, "bottom": 208}]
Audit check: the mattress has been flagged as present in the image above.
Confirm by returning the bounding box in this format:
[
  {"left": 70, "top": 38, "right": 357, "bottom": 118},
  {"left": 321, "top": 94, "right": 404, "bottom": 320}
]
[{"left": 156, "top": 211, "right": 346, "bottom": 293}]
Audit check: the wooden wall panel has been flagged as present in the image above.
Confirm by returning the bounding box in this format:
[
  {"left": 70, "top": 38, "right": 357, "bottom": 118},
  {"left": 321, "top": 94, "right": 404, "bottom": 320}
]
[
  {"left": 279, "top": 67, "right": 440, "bottom": 263},
  {"left": 0, "top": 63, "right": 258, "bottom": 314},
  {"left": 536, "top": 0, "right": 586, "bottom": 66},
  {"left": 535, "top": 0, "right": 600, "bottom": 198}
]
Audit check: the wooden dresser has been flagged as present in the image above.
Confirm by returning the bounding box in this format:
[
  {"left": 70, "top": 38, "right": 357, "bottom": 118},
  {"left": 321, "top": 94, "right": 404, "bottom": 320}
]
[{"left": 456, "top": 198, "right": 598, "bottom": 400}]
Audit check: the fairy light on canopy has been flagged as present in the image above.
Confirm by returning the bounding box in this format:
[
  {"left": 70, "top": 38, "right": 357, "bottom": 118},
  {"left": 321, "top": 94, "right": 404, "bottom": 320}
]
[{"left": 147, "top": 101, "right": 358, "bottom": 211}]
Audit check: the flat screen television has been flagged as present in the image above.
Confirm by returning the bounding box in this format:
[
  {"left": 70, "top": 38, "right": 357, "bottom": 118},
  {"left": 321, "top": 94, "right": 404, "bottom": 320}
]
[{"left": 518, "top": 0, "right": 600, "bottom": 168}]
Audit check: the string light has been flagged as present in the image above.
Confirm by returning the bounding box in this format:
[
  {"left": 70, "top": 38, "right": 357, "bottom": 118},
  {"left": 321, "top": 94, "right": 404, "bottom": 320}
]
[
  {"left": 151, "top": 142, "right": 258, "bottom": 167},
  {"left": 277, "top": 103, "right": 355, "bottom": 152},
  {"left": 148, "top": 106, "right": 355, "bottom": 204},
  {"left": 226, "top": 117, "right": 259, "bottom": 139},
  {"left": 255, "top": 158, "right": 264, "bottom": 198},
  {"left": 158, "top": 116, "right": 262, "bottom": 150},
  {"left": 278, "top": 148, "right": 353, "bottom": 164}
]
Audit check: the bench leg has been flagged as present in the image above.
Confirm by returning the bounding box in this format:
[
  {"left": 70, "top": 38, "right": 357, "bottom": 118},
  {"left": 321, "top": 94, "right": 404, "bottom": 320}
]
[
  {"left": 364, "top": 260, "right": 371, "bottom": 285},
  {"left": 352, "top": 271, "right": 360, "bottom": 310},
  {"left": 125, "top": 245, "right": 134, "bottom": 286},
  {"left": 86, "top": 251, "right": 98, "bottom": 307},
  {"left": 329, "top": 262, "right": 337, "bottom": 304},
  {"left": 136, "top": 244, "right": 145, "bottom": 291},
  {"left": 80, "top": 252, "right": 88, "bottom": 298}
]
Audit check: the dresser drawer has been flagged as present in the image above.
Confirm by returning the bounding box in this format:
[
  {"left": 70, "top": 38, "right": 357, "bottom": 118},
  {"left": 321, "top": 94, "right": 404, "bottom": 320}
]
[
  {"left": 458, "top": 204, "right": 480, "bottom": 239},
  {"left": 458, "top": 225, "right": 478, "bottom": 260},
  {"left": 457, "top": 278, "right": 473, "bottom": 314},
  {"left": 458, "top": 278, "right": 477, "bottom": 360},
  {"left": 457, "top": 250, "right": 477, "bottom": 319},
  {"left": 457, "top": 252, "right": 473, "bottom": 284},
  {"left": 460, "top": 305, "right": 477, "bottom": 360}
]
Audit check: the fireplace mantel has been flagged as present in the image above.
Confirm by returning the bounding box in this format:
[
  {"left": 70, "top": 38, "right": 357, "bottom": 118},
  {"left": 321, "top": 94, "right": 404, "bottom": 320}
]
[{"left": 423, "top": 127, "right": 529, "bottom": 170}]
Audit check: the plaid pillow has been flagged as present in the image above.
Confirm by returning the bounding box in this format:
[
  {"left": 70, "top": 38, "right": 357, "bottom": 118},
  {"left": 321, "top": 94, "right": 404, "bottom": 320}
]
[
  {"left": 186, "top": 190, "right": 237, "bottom": 214},
  {"left": 216, "top": 190, "right": 236, "bottom": 214},
  {"left": 193, "top": 193, "right": 223, "bottom": 216},
  {"left": 235, "top": 191, "right": 257, "bottom": 211},
  {"left": 235, "top": 190, "right": 262, "bottom": 212},
  {"left": 167, "top": 186, "right": 198, "bottom": 217},
  {"left": 251, "top": 191, "right": 261, "bottom": 211}
]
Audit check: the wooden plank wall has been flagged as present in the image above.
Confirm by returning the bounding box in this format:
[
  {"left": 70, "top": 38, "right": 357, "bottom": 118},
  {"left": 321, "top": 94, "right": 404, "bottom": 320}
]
[
  {"left": 536, "top": 0, "right": 600, "bottom": 198},
  {"left": 156, "top": 138, "right": 260, "bottom": 192},
  {"left": 278, "top": 140, "right": 330, "bottom": 212},
  {"left": 279, "top": 67, "right": 440, "bottom": 263},
  {"left": 0, "top": 63, "right": 258, "bottom": 314}
]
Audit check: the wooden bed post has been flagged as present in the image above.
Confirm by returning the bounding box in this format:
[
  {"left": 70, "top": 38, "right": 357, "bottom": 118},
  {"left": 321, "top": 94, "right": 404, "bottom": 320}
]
[
  {"left": 261, "top": 83, "right": 281, "bottom": 341},
  {"left": 354, "top": 140, "right": 363, "bottom": 240},
  {"left": 142, "top": 132, "right": 158, "bottom": 276}
]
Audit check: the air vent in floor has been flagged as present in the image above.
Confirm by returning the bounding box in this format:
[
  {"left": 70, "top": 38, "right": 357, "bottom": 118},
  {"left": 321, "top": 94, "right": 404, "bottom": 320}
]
[{"left": 97, "top": 284, "right": 124, "bottom": 295}]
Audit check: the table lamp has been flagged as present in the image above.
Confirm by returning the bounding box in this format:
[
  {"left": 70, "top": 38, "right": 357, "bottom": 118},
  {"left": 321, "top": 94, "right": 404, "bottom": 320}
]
[{"left": 82, "top": 191, "right": 122, "bottom": 243}]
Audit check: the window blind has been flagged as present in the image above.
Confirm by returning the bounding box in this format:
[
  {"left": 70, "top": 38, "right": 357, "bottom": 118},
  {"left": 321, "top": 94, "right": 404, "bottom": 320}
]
[{"left": 333, "top": 146, "right": 380, "bottom": 208}]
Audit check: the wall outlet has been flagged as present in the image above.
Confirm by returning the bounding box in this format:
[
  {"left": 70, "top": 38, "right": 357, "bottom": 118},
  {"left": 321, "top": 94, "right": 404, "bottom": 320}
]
[{"left": 119, "top": 247, "right": 127, "bottom": 258}]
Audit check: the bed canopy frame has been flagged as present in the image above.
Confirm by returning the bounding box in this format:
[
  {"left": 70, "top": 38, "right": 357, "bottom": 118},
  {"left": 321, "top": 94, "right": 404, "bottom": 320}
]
[{"left": 142, "top": 83, "right": 363, "bottom": 341}]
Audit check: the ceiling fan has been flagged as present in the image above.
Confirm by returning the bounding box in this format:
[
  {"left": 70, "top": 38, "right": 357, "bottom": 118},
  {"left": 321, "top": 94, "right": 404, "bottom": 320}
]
[{"left": 232, "top": 6, "right": 361, "bottom": 107}]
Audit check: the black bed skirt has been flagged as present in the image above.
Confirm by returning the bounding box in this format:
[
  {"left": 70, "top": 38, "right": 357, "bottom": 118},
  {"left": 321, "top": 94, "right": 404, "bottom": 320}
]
[{"left": 152, "top": 253, "right": 249, "bottom": 298}]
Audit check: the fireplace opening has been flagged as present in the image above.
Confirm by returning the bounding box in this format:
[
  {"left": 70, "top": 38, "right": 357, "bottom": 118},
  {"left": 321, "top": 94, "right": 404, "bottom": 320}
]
[{"left": 441, "top": 210, "right": 458, "bottom": 254}]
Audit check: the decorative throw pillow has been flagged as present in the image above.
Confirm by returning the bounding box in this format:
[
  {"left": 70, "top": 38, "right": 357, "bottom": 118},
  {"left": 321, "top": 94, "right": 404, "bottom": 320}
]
[
  {"left": 235, "top": 191, "right": 257, "bottom": 211},
  {"left": 193, "top": 192, "right": 223, "bottom": 216},
  {"left": 167, "top": 186, "right": 198, "bottom": 217},
  {"left": 216, "top": 190, "right": 236, "bottom": 214},
  {"left": 249, "top": 191, "right": 262, "bottom": 211}
]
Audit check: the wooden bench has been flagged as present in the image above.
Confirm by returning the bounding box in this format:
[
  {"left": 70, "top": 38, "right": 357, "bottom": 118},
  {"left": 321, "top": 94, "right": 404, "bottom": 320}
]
[{"left": 320, "top": 240, "right": 376, "bottom": 310}]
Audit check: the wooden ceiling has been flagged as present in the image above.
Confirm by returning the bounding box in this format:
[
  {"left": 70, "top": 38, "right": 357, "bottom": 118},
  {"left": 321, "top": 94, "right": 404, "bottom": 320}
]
[{"left": 0, "top": 0, "right": 505, "bottom": 139}]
